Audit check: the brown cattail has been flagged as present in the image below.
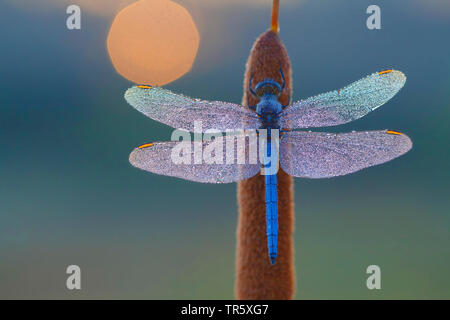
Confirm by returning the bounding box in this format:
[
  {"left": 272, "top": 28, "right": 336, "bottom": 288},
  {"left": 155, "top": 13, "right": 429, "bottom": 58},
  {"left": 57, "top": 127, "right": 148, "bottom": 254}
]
[{"left": 235, "top": 11, "right": 295, "bottom": 299}]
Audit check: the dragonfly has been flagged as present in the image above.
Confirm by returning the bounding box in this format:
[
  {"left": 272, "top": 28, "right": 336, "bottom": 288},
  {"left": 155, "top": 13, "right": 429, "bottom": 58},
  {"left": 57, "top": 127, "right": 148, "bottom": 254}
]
[{"left": 124, "top": 69, "right": 412, "bottom": 265}]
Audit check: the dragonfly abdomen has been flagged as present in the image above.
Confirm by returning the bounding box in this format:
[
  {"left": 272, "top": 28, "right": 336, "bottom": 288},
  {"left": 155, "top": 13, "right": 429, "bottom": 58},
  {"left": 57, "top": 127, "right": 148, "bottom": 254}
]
[
  {"left": 264, "top": 139, "right": 279, "bottom": 265},
  {"left": 265, "top": 173, "right": 278, "bottom": 265}
]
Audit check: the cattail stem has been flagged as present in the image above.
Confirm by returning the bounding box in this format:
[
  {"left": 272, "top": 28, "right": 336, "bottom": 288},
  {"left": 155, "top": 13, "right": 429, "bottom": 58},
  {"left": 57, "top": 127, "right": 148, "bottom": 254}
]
[
  {"left": 235, "top": 27, "right": 295, "bottom": 299},
  {"left": 271, "top": 0, "right": 280, "bottom": 33}
]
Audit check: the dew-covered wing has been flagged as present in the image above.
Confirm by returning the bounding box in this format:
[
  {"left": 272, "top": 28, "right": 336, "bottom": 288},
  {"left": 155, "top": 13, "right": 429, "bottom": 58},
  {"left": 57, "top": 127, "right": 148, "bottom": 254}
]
[
  {"left": 125, "top": 86, "right": 260, "bottom": 132},
  {"left": 280, "top": 70, "right": 406, "bottom": 129},
  {"left": 280, "top": 130, "right": 412, "bottom": 178},
  {"left": 129, "top": 133, "right": 261, "bottom": 183}
]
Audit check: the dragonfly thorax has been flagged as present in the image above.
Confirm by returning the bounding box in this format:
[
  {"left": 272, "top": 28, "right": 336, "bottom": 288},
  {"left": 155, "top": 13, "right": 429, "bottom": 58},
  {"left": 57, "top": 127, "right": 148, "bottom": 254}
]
[{"left": 256, "top": 94, "right": 283, "bottom": 128}]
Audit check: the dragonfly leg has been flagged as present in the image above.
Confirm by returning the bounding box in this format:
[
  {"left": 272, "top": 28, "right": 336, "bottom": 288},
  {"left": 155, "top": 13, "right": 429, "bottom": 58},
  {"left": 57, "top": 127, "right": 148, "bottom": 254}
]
[
  {"left": 249, "top": 74, "right": 258, "bottom": 97},
  {"left": 278, "top": 67, "right": 290, "bottom": 107},
  {"left": 282, "top": 96, "right": 291, "bottom": 109},
  {"left": 247, "top": 102, "right": 257, "bottom": 111},
  {"left": 247, "top": 86, "right": 257, "bottom": 110},
  {"left": 279, "top": 68, "right": 286, "bottom": 91},
  {"left": 273, "top": 111, "right": 283, "bottom": 121}
]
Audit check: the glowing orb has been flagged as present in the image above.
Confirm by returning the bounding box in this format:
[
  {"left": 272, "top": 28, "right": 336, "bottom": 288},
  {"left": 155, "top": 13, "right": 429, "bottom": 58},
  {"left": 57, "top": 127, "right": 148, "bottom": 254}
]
[{"left": 107, "top": 0, "right": 200, "bottom": 85}]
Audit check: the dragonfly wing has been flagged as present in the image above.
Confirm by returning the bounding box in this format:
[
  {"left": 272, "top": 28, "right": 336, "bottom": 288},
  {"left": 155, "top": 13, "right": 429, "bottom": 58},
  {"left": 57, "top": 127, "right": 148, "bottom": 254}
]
[
  {"left": 280, "top": 130, "right": 412, "bottom": 178},
  {"left": 129, "top": 133, "right": 261, "bottom": 183},
  {"left": 280, "top": 70, "right": 406, "bottom": 129},
  {"left": 125, "top": 86, "right": 260, "bottom": 132}
]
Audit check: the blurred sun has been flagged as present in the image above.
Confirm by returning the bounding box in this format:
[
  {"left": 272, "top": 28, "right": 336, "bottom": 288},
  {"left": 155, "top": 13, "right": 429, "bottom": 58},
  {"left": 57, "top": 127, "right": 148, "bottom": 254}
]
[{"left": 107, "top": 0, "right": 199, "bottom": 85}]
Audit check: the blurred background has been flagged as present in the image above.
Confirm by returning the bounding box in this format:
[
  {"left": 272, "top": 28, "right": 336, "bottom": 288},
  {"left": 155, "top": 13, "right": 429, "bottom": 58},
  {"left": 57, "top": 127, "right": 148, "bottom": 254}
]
[{"left": 0, "top": 0, "right": 449, "bottom": 299}]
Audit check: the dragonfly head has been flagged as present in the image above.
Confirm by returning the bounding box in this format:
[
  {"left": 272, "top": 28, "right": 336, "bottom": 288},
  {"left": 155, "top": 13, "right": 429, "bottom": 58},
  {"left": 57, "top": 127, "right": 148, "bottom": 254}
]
[{"left": 254, "top": 79, "right": 282, "bottom": 97}]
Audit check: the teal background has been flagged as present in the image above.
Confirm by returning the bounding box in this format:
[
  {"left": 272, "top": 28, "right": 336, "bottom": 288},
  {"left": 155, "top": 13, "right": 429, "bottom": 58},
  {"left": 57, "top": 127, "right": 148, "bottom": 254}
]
[{"left": 0, "top": 0, "right": 449, "bottom": 299}]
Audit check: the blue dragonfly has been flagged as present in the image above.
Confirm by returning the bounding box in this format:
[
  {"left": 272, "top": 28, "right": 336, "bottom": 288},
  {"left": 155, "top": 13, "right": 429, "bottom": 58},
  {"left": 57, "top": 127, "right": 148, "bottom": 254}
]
[{"left": 125, "top": 69, "right": 412, "bottom": 265}]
